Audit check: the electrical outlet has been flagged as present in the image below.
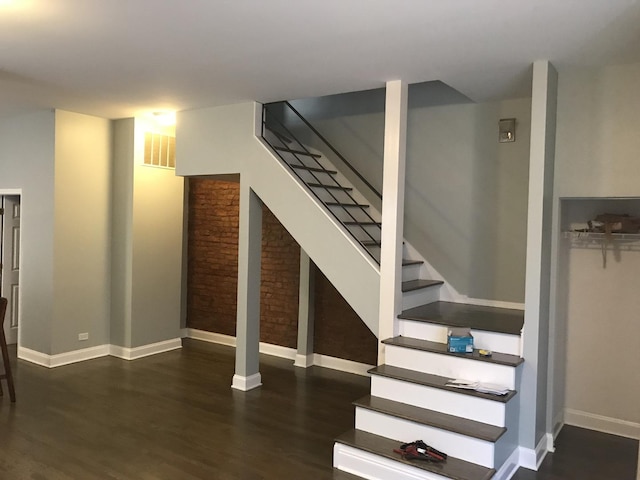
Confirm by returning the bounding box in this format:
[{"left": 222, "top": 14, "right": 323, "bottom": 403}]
[{"left": 78, "top": 332, "right": 89, "bottom": 341}]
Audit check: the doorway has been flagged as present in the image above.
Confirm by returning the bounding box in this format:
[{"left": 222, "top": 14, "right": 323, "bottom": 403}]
[{"left": 1, "top": 195, "right": 20, "bottom": 345}]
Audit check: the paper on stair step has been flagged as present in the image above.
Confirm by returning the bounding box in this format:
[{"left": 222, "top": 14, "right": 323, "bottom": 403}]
[{"left": 446, "top": 379, "right": 510, "bottom": 396}]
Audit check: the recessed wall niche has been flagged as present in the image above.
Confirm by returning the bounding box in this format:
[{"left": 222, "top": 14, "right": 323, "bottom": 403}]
[{"left": 556, "top": 197, "right": 640, "bottom": 438}]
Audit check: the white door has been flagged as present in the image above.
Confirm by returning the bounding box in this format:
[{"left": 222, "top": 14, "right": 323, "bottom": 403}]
[{"left": 1, "top": 195, "right": 20, "bottom": 345}]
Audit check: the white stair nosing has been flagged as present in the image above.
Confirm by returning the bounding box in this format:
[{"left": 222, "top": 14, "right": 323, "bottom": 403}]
[
  {"left": 355, "top": 408, "right": 497, "bottom": 468},
  {"left": 402, "top": 287, "right": 441, "bottom": 310},
  {"left": 398, "top": 319, "right": 521, "bottom": 356},
  {"left": 334, "top": 443, "right": 456, "bottom": 480},
  {"left": 385, "top": 344, "right": 517, "bottom": 390},
  {"left": 370, "top": 376, "right": 507, "bottom": 427}
]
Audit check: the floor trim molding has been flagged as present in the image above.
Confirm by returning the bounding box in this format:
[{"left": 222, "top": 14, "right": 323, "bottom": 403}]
[
  {"left": 232, "top": 373, "right": 262, "bottom": 391},
  {"left": 110, "top": 338, "right": 182, "bottom": 361},
  {"left": 519, "top": 434, "right": 548, "bottom": 471},
  {"left": 494, "top": 447, "right": 520, "bottom": 480},
  {"left": 18, "top": 345, "right": 110, "bottom": 368},
  {"left": 186, "top": 328, "right": 373, "bottom": 376},
  {"left": 565, "top": 408, "right": 640, "bottom": 440},
  {"left": 18, "top": 339, "right": 182, "bottom": 368}
]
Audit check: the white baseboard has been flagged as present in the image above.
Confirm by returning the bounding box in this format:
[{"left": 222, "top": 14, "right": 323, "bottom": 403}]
[
  {"left": 186, "top": 328, "right": 373, "bottom": 376},
  {"left": 493, "top": 447, "right": 520, "bottom": 480},
  {"left": 18, "top": 338, "right": 181, "bottom": 368},
  {"left": 231, "top": 373, "right": 262, "bottom": 391},
  {"left": 312, "top": 354, "right": 372, "bottom": 376},
  {"left": 294, "top": 353, "right": 314, "bottom": 368},
  {"left": 519, "top": 434, "right": 548, "bottom": 471},
  {"left": 109, "top": 338, "right": 182, "bottom": 361},
  {"left": 18, "top": 345, "right": 110, "bottom": 368},
  {"left": 259, "top": 342, "right": 296, "bottom": 361},
  {"left": 186, "top": 328, "right": 236, "bottom": 347},
  {"left": 565, "top": 408, "right": 640, "bottom": 440}
]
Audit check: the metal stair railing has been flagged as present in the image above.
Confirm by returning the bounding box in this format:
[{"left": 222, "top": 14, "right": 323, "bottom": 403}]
[{"left": 261, "top": 101, "right": 383, "bottom": 263}]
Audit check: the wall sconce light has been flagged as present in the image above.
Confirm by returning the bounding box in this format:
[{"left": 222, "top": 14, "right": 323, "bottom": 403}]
[{"left": 499, "top": 118, "right": 516, "bottom": 143}]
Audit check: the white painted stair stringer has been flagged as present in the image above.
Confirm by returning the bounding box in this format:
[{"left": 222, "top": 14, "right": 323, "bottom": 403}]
[
  {"left": 355, "top": 408, "right": 499, "bottom": 468},
  {"left": 384, "top": 345, "right": 518, "bottom": 389},
  {"left": 370, "top": 375, "right": 507, "bottom": 427}
]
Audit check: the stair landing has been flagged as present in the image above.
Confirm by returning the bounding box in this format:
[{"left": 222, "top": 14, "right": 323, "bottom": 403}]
[{"left": 398, "top": 301, "right": 524, "bottom": 335}]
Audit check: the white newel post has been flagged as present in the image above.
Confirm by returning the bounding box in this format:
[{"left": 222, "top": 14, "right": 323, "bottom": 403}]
[{"left": 378, "top": 80, "right": 408, "bottom": 364}]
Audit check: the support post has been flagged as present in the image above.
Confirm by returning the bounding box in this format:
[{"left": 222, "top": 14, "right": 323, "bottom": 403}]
[
  {"left": 232, "top": 180, "right": 263, "bottom": 391},
  {"left": 294, "top": 250, "right": 315, "bottom": 368},
  {"left": 378, "top": 80, "right": 408, "bottom": 364}
]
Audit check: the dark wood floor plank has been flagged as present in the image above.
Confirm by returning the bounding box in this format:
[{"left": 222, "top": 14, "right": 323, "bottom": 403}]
[
  {"left": 0, "top": 340, "right": 370, "bottom": 480},
  {"left": 0, "top": 341, "right": 636, "bottom": 479}
]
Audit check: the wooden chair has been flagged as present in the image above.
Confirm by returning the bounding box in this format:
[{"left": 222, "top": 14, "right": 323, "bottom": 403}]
[{"left": 0, "top": 297, "right": 16, "bottom": 402}]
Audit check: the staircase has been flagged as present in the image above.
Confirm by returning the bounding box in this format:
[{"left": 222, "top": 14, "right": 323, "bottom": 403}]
[{"left": 260, "top": 101, "right": 525, "bottom": 480}]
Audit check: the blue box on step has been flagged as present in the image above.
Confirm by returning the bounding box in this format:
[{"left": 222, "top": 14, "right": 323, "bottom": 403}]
[{"left": 447, "top": 327, "right": 474, "bottom": 353}]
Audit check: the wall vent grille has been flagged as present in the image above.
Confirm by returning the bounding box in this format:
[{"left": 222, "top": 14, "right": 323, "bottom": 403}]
[{"left": 144, "top": 133, "right": 176, "bottom": 169}]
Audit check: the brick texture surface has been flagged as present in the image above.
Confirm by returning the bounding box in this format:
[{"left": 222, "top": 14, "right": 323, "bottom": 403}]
[
  {"left": 313, "top": 269, "right": 378, "bottom": 365},
  {"left": 186, "top": 178, "right": 377, "bottom": 364}
]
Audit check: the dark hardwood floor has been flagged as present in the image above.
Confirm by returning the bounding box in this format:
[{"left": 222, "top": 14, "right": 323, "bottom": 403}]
[
  {"left": 512, "top": 425, "right": 638, "bottom": 480},
  {"left": 0, "top": 339, "right": 637, "bottom": 479}
]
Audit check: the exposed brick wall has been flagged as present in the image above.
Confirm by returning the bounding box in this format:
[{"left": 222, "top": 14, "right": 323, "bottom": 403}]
[
  {"left": 187, "top": 179, "right": 239, "bottom": 336},
  {"left": 313, "top": 269, "right": 378, "bottom": 365},
  {"left": 259, "top": 206, "right": 300, "bottom": 348},
  {"left": 186, "top": 177, "right": 377, "bottom": 364}
]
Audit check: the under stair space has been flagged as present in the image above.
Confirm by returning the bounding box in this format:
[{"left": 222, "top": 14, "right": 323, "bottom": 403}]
[{"left": 334, "top": 303, "right": 524, "bottom": 480}]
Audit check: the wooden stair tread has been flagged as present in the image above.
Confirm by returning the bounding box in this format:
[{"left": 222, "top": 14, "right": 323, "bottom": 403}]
[
  {"left": 383, "top": 336, "right": 524, "bottom": 367},
  {"left": 402, "top": 259, "right": 424, "bottom": 267},
  {"left": 402, "top": 279, "right": 444, "bottom": 292},
  {"left": 273, "top": 146, "right": 321, "bottom": 158},
  {"left": 354, "top": 395, "right": 506, "bottom": 442},
  {"left": 326, "top": 202, "right": 369, "bottom": 209},
  {"left": 335, "top": 429, "right": 496, "bottom": 480},
  {"left": 360, "top": 240, "right": 381, "bottom": 247},
  {"left": 307, "top": 182, "right": 353, "bottom": 191},
  {"left": 399, "top": 301, "right": 524, "bottom": 336},
  {"left": 290, "top": 164, "right": 337, "bottom": 174},
  {"left": 369, "top": 364, "right": 517, "bottom": 403}
]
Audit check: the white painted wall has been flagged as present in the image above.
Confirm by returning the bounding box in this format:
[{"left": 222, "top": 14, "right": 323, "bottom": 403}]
[
  {"left": 0, "top": 110, "right": 55, "bottom": 354},
  {"left": 130, "top": 118, "right": 184, "bottom": 347},
  {"left": 552, "top": 62, "right": 640, "bottom": 437},
  {"left": 176, "top": 103, "right": 380, "bottom": 332},
  {"left": 52, "top": 110, "right": 112, "bottom": 354},
  {"left": 291, "top": 88, "right": 531, "bottom": 303}
]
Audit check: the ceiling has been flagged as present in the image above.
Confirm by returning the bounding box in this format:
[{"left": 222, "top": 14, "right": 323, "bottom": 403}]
[{"left": 0, "top": 0, "right": 639, "bottom": 119}]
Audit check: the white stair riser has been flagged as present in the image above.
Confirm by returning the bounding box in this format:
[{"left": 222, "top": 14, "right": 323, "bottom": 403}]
[
  {"left": 385, "top": 345, "right": 517, "bottom": 390},
  {"left": 334, "top": 443, "right": 453, "bottom": 480},
  {"left": 370, "top": 376, "right": 507, "bottom": 427},
  {"left": 398, "top": 319, "right": 521, "bottom": 356},
  {"left": 355, "top": 408, "right": 497, "bottom": 468},
  {"left": 402, "top": 287, "right": 440, "bottom": 310},
  {"left": 401, "top": 263, "right": 422, "bottom": 282}
]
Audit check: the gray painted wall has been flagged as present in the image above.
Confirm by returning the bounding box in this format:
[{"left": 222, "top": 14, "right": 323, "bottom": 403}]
[
  {"left": 111, "top": 118, "right": 185, "bottom": 348},
  {"left": 0, "top": 110, "right": 56, "bottom": 354},
  {"left": 111, "top": 118, "right": 135, "bottom": 347},
  {"left": 291, "top": 84, "right": 531, "bottom": 303}
]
